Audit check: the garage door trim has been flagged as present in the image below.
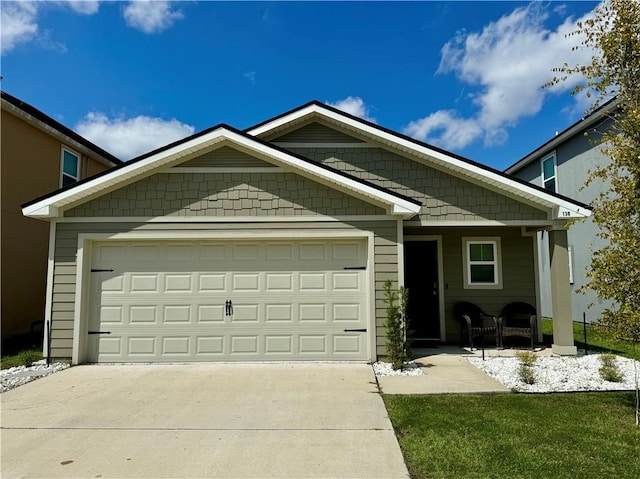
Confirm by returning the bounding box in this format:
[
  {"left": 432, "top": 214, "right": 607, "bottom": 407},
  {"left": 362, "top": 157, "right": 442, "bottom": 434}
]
[{"left": 72, "top": 230, "right": 376, "bottom": 364}]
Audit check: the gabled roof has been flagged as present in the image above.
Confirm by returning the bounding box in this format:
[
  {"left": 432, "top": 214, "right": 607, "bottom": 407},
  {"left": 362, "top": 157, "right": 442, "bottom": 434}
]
[
  {"left": 246, "top": 101, "right": 591, "bottom": 219},
  {"left": 1, "top": 91, "right": 122, "bottom": 167},
  {"left": 22, "top": 124, "right": 421, "bottom": 219},
  {"left": 505, "top": 97, "right": 619, "bottom": 175}
]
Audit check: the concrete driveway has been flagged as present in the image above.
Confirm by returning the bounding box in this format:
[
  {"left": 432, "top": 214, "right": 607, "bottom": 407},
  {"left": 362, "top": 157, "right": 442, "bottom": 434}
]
[{"left": 1, "top": 363, "right": 408, "bottom": 478}]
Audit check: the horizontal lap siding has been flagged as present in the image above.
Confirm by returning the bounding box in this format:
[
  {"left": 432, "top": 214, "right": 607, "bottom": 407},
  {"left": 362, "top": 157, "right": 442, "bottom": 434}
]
[{"left": 51, "top": 220, "right": 398, "bottom": 362}]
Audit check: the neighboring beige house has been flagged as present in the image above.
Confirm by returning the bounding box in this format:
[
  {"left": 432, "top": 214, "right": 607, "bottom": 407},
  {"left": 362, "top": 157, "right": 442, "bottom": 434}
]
[
  {"left": 22, "top": 101, "right": 590, "bottom": 364},
  {"left": 1, "top": 91, "right": 122, "bottom": 346}
]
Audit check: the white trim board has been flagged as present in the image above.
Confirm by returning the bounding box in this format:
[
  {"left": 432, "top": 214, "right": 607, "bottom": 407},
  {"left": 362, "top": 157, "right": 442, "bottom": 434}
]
[{"left": 56, "top": 215, "right": 398, "bottom": 223}]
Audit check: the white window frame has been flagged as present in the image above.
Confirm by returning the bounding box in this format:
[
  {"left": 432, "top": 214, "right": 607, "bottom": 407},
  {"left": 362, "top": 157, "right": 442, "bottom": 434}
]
[
  {"left": 60, "top": 147, "right": 80, "bottom": 187},
  {"left": 541, "top": 153, "right": 557, "bottom": 193},
  {"left": 462, "top": 237, "right": 502, "bottom": 290}
]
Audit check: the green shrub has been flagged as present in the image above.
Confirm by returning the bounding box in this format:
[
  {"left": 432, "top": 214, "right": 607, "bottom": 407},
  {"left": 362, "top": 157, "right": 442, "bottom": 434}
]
[
  {"left": 518, "top": 364, "right": 536, "bottom": 384},
  {"left": 516, "top": 351, "right": 538, "bottom": 367},
  {"left": 599, "top": 353, "right": 623, "bottom": 382},
  {"left": 19, "top": 350, "right": 42, "bottom": 367},
  {"left": 383, "top": 279, "right": 411, "bottom": 370}
]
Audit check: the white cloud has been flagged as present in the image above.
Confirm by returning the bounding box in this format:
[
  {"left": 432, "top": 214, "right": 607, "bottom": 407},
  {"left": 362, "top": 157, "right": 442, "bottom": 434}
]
[
  {"left": 75, "top": 112, "right": 195, "bottom": 160},
  {"left": 122, "top": 1, "right": 183, "bottom": 34},
  {"left": 63, "top": 1, "right": 101, "bottom": 16},
  {"left": 404, "top": 3, "right": 599, "bottom": 151},
  {"left": 328, "top": 96, "right": 376, "bottom": 123},
  {"left": 0, "top": 2, "right": 38, "bottom": 54}
]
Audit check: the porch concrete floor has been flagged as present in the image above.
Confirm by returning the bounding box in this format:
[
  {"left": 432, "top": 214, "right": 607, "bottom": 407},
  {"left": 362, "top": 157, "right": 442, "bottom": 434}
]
[{"left": 376, "top": 346, "right": 553, "bottom": 395}]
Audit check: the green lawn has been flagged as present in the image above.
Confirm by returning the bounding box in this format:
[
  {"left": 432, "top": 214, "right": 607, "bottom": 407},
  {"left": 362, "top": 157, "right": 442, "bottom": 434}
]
[
  {"left": 542, "top": 318, "right": 640, "bottom": 361},
  {"left": 384, "top": 393, "right": 640, "bottom": 479}
]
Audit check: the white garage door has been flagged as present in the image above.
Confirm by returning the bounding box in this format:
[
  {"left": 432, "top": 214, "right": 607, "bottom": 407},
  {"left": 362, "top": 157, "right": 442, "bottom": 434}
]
[{"left": 87, "top": 239, "right": 370, "bottom": 362}]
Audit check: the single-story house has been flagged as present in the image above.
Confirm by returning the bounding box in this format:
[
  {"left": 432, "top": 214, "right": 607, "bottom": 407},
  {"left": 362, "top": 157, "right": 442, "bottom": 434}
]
[{"left": 22, "top": 101, "right": 591, "bottom": 364}]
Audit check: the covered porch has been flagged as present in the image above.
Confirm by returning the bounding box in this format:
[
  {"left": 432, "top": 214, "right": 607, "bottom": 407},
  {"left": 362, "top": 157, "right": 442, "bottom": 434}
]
[{"left": 400, "top": 224, "right": 576, "bottom": 356}]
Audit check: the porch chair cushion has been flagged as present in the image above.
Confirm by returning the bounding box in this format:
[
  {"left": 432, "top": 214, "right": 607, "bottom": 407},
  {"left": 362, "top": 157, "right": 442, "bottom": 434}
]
[
  {"left": 453, "top": 301, "right": 500, "bottom": 350},
  {"left": 499, "top": 302, "right": 537, "bottom": 350}
]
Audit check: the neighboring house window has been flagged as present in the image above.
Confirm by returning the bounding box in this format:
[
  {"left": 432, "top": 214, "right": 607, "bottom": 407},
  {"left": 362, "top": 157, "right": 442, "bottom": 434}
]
[
  {"left": 541, "top": 154, "right": 557, "bottom": 192},
  {"left": 462, "top": 237, "right": 502, "bottom": 289},
  {"left": 61, "top": 148, "right": 80, "bottom": 187}
]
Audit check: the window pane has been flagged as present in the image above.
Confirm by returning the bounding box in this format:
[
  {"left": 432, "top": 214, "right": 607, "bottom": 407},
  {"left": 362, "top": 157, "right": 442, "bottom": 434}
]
[
  {"left": 544, "top": 178, "right": 556, "bottom": 192},
  {"left": 470, "top": 265, "right": 495, "bottom": 283},
  {"left": 469, "top": 244, "right": 482, "bottom": 261},
  {"left": 542, "top": 157, "right": 555, "bottom": 180},
  {"left": 62, "top": 173, "right": 76, "bottom": 187},
  {"left": 481, "top": 244, "right": 494, "bottom": 261},
  {"left": 63, "top": 151, "right": 78, "bottom": 177}
]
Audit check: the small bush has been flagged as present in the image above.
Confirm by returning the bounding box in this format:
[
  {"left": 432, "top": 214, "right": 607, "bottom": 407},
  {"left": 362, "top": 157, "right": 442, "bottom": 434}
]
[
  {"left": 599, "top": 353, "right": 623, "bottom": 382},
  {"left": 518, "top": 364, "right": 536, "bottom": 384},
  {"left": 19, "top": 350, "right": 43, "bottom": 367},
  {"left": 516, "top": 351, "right": 538, "bottom": 367},
  {"left": 383, "top": 279, "right": 411, "bottom": 370}
]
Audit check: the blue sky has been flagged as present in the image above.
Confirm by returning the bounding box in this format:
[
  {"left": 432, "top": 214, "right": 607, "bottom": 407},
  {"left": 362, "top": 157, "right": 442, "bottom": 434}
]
[{"left": 1, "top": 1, "right": 601, "bottom": 170}]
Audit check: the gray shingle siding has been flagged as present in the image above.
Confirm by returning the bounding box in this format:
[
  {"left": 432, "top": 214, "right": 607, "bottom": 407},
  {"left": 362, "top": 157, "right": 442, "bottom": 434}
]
[
  {"left": 285, "top": 147, "right": 547, "bottom": 221},
  {"left": 64, "top": 172, "right": 385, "bottom": 218}
]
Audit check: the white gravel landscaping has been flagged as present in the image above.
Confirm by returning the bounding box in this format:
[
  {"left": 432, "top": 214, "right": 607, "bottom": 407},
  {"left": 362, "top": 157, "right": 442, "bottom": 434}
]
[
  {"left": 374, "top": 353, "right": 640, "bottom": 393},
  {"left": 468, "top": 353, "right": 640, "bottom": 393},
  {"left": 373, "top": 361, "right": 424, "bottom": 376},
  {"left": 1, "top": 360, "right": 69, "bottom": 393}
]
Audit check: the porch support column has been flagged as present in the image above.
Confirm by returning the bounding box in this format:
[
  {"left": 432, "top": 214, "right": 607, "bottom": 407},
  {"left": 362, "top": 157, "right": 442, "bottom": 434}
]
[{"left": 549, "top": 228, "right": 577, "bottom": 355}]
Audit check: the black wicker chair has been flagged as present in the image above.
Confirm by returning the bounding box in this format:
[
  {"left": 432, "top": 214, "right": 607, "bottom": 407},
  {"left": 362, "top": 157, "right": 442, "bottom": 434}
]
[
  {"left": 499, "top": 302, "right": 537, "bottom": 350},
  {"left": 454, "top": 302, "right": 500, "bottom": 350}
]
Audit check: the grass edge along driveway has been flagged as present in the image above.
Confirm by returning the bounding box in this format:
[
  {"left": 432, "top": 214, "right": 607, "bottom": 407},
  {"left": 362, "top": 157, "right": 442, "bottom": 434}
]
[{"left": 384, "top": 392, "right": 640, "bottom": 479}]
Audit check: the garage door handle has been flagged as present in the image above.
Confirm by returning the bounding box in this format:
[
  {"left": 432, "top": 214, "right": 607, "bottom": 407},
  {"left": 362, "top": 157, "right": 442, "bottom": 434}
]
[
  {"left": 88, "top": 331, "right": 112, "bottom": 335},
  {"left": 343, "top": 328, "right": 367, "bottom": 333}
]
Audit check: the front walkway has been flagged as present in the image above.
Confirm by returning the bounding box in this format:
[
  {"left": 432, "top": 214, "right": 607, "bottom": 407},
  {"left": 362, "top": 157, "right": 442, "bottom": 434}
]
[{"left": 376, "top": 346, "right": 553, "bottom": 395}]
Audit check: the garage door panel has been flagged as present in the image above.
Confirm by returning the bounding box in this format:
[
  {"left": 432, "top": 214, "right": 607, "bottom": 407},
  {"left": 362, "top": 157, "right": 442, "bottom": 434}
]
[
  {"left": 265, "top": 304, "right": 293, "bottom": 322},
  {"left": 89, "top": 239, "right": 370, "bottom": 362},
  {"left": 199, "top": 274, "right": 226, "bottom": 292},
  {"left": 128, "top": 337, "right": 156, "bottom": 355},
  {"left": 98, "top": 336, "right": 122, "bottom": 355},
  {"left": 265, "top": 335, "right": 293, "bottom": 353},
  {"left": 197, "top": 305, "right": 224, "bottom": 322},
  {"left": 197, "top": 336, "right": 224, "bottom": 355},
  {"left": 163, "top": 305, "right": 191, "bottom": 323},
  {"left": 332, "top": 272, "right": 361, "bottom": 290},
  {"left": 162, "top": 336, "right": 190, "bottom": 355},
  {"left": 231, "top": 336, "right": 259, "bottom": 354},
  {"left": 266, "top": 273, "right": 293, "bottom": 291},
  {"left": 232, "top": 304, "right": 259, "bottom": 322},
  {"left": 129, "top": 305, "right": 158, "bottom": 324}
]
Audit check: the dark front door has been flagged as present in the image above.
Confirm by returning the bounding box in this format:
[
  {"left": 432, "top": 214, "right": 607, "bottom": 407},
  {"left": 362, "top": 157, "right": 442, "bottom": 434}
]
[{"left": 404, "top": 240, "right": 440, "bottom": 341}]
